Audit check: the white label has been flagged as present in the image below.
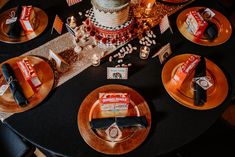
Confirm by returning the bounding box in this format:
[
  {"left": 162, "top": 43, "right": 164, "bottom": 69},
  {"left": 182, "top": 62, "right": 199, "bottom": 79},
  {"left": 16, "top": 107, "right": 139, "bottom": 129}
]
[
  {"left": 5, "top": 17, "right": 17, "bottom": 25},
  {"left": 203, "top": 8, "right": 216, "bottom": 19},
  {"left": 107, "top": 67, "right": 128, "bottom": 80},
  {"left": 105, "top": 122, "right": 122, "bottom": 142},
  {"left": 195, "top": 76, "right": 213, "bottom": 90},
  {"left": 0, "top": 84, "right": 9, "bottom": 96}
]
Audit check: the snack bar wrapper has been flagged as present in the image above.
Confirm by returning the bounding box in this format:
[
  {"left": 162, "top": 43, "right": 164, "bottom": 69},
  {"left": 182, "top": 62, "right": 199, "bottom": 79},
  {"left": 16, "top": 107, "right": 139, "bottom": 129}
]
[
  {"left": 20, "top": 6, "right": 36, "bottom": 33},
  {"left": 173, "top": 55, "right": 200, "bottom": 88},
  {"left": 186, "top": 11, "right": 208, "bottom": 39},
  {"left": 99, "top": 93, "right": 130, "bottom": 111},
  {"left": 17, "top": 58, "right": 41, "bottom": 91}
]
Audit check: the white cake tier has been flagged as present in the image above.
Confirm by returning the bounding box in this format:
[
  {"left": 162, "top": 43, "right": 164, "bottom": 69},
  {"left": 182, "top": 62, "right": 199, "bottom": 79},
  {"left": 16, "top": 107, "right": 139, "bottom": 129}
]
[{"left": 93, "top": 6, "right": 130, "bottom": 27}]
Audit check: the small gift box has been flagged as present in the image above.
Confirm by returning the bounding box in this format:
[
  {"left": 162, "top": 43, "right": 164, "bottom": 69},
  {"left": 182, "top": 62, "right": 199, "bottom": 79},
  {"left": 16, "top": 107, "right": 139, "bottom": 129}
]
[
  {"left": 20, "top": 6, "right": 36, "bottom": 33},
  {"left": 173, "top": 55, "right": 200, "bottom": 88},
  {"left": 186, "top": 11, "right": 208, "bottom": 39},
  {"left": 17, "top": 58, "right": 41, "bottom": 91},
  {"left": 99, "top": 93, "right": 130, "bottom": 111}
]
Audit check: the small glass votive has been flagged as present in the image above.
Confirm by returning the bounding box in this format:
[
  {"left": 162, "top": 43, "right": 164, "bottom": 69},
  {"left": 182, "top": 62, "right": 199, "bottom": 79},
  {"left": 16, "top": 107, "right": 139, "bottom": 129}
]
[
  {"left": 139, "top": 46, "right": 150, "bottom": 59},
  {"left": 91, "top": 53, "right": 100, "bottom": 66},
  {"left": 66, "top": 16, "right": 77, "bottom": 29}
]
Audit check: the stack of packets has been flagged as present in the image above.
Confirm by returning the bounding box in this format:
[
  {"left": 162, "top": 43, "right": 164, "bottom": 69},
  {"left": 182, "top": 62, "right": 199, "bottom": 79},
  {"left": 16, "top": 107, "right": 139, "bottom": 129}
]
[
  {"left": 172, "top": 55, "right": 213, "bottom": 105},
  {"left": 99, "top": 93, "right": 130, "bottom": 114},
  {"left": 185, "top": 8, "right": 218, "bottom": 41},
  {"left": 7, "top": 5, "right": 37, "bottom": 38},
  {"left": 0, "top": 57, "right": 42, "bottom": 107}
]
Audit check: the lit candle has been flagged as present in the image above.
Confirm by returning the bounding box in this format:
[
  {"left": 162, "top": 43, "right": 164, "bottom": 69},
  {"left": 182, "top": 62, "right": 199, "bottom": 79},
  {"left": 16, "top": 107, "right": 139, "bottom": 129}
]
[
  {"left": 140, "top": 46, "right": 150, "bottom": 59},
  {"left": 145, "top": 2, "right": 153, "bottom": 15},
  {"left": 91, "top": 54, "right": 100, "bottom": 66},
  {"left": 68, "top": 16, "right": 77, "bottom": 29}
]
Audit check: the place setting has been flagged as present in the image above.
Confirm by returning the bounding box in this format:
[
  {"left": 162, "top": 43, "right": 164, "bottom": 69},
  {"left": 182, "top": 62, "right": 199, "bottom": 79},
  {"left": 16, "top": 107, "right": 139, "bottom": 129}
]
[
  {"left": 0, "top": 56, "right": 54, "bottom": 113},
  {"left": 78, "top": 84, "right": 151, "bottom": 155},
  {"left": 176, "top": 7, "right": 232, "bottom": 46},
  {"left": 161, "top": 54, "right": 229, "bottom": 110},
  {"left": 0, "top": 5, "right": 48, "bottom": 43}
]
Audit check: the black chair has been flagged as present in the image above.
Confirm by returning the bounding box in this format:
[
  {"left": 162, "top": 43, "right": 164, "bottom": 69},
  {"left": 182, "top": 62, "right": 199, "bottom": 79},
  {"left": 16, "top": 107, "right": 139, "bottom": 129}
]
[{"left": 0, "top": 121, "right": 36, "bottom": 157}]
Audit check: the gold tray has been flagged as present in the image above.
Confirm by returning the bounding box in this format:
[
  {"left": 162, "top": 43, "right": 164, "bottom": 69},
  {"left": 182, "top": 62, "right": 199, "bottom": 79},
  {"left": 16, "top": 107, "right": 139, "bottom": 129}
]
[
  {"left": 0, "top": 56, "right": 54, "bottom": 113},
  {"left": 176, "top": 7, "right": 232, "bottom": 46},
  {"left": 78, "top": 84, "right": 151, "bottom": 155},
  {"left": 162, "top": 54, "right": 229, "bottom": 110},
  {"left": 0, "top": 7, "right": 48, "bottom": 44}
]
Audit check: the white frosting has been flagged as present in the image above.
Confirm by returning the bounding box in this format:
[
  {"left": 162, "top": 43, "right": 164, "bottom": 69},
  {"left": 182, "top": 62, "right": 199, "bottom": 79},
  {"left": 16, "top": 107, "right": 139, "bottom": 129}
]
[{"left": 93, "top": 6, "right": 129, "bottom": 27}]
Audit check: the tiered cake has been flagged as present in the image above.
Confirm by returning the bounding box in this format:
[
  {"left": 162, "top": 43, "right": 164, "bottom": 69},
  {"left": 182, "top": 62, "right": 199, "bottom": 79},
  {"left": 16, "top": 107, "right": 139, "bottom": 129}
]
[{"left": 85, "top": 0, "right": 135, "bottom": 46}]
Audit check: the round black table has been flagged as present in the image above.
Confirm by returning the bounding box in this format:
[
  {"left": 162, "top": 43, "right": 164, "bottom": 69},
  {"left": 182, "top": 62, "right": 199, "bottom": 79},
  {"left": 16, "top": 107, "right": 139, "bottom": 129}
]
[{"left": 1, "top": 0, "right": 235, "bottom": 157}]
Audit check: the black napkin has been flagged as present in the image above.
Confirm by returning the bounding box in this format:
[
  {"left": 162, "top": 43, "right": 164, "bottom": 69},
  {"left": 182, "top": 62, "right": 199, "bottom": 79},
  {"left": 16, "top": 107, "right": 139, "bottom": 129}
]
[
  {"left": 194, "top": 57, "right": 207, "bottom": 106},
  {"left": 90, "top": 116, "right": 148, "bottom": 129},
  {"left": 204, "top": 22, "right": 218, "bottom": 41},
  {"left": 7, "top": 5, "right": 23, "bottom": 38},
  {"left": 1, "top": 63, "right": 28, "bottom": 107}
]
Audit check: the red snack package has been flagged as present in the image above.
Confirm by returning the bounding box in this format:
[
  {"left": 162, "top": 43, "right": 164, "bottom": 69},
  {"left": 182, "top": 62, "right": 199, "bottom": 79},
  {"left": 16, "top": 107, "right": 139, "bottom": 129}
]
[
  {"left": 17, "top": 58, "right": 42, "bottom": 91},
  {"left": 172, "top": 55, "right": 200, "bottom": 88},
  {"left": 99, "top": 93, "right": 130, "bottom": 111},
  {"left": 186, "top": 11, "right": 208, "bottom": 39},
  {"left": 20, "top": 6, "right": 36, "bottom": 33}
]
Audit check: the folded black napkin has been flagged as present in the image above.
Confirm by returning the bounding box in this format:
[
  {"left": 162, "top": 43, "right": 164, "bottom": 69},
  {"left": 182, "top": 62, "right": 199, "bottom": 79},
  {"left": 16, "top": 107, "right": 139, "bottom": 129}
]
[
  {"left": 1, "top": 63, "right": 28, "bottom": 107},
  {"left": 204, "top": 22, "right": 218, "bottom": 41},
  {"left": 7, "top": 5, "right": 23, "bottom": 38},
  {"left": 194, "top": 57, "right": 207, "bottom": 106},
  {"left": 90, "top": 116, "right": 148, "bottom": 129}
]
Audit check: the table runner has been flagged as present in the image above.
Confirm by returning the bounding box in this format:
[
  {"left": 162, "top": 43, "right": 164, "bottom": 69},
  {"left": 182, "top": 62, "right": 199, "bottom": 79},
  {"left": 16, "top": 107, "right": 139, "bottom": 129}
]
[{"left": 1, "top": 32, "right": 116, "bottom": 120}]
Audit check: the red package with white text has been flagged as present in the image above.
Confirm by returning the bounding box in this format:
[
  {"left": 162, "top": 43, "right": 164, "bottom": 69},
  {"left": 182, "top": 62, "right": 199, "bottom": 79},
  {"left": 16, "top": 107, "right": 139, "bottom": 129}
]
[
  {"left": 173, "top": 55, "right": 200, "bottom": 88},
  {"left": 99, "top": 93, "right": 130, "bottom": 111},
  {"left": 17, "top": 58, "right": 41, "bottom": 91},
  {"left": 186, "top": 11, "right": 208, "bottom": 39},
  {"left": 20, "top": 6, "right": 36, "bottom": 33}
]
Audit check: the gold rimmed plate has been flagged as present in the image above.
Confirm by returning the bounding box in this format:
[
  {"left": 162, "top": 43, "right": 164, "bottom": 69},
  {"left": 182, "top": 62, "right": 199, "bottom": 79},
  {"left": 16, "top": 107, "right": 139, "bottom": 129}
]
[
  {"left": 176, "top": 7, "right": 232, "bottom": 46},
  {"left": 162, "top": 54, "right": 229, "bottom": 110},
  {"left": 78, "top": 84, "right": 151, "bottom": 155},
  {"left": 0, "top": 7, "right": 48, "bottom": 44},
  {"left": 0, "top": 56, "right": 54, "bottom": 113}
]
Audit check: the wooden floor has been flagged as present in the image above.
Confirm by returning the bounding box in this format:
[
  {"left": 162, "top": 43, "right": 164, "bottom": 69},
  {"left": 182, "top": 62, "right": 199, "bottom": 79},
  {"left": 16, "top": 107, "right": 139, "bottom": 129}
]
[{"left": 34, "top": 148, "right": 47, "bottom": 157}]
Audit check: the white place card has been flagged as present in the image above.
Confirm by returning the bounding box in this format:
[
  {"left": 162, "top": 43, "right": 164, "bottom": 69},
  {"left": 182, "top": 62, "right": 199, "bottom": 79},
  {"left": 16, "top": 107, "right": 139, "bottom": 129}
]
[
  {"left": 107, "top": 67, "right": 128, "bottom": 80},
  {"left": 159, "top": 15, "right": 173, "bottom": 34},
  {"left": 48, "top": 49, "right": 69, "bottom": 72},
  {"left": 158, "top": 43, "right": 172, "bottom": 64}
]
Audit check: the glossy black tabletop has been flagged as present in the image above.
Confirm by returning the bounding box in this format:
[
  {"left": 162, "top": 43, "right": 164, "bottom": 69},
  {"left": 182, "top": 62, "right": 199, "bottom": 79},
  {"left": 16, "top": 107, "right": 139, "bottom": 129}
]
[{"left": 0, "top": 0, "right": 235, "bottom": 157}]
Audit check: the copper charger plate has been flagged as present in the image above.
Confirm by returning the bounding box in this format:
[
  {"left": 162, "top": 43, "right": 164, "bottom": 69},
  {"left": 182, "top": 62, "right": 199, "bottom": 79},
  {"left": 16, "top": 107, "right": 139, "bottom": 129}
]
[
  {"left": 162, "top": 54, "right": 228, "bottom": 110},
  {"left": 0, "top": 7, "right": 48, "bottom": 44},
  {"left": 176, "top": 7, "right": 232, "bottom": 46},
  {"left": 0, "top": 56, "right": 54, "bottom": 113},
  {"left": 78, "top": 84, "right": 151, "bottom": 155}
]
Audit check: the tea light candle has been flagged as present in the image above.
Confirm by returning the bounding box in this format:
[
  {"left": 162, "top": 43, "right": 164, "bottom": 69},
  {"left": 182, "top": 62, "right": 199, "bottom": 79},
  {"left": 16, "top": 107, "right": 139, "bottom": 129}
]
[
  {"left": 145, "top": 2, "right": 154, "bottom": 15},
  {"left": 140, "top": 46, "right": 150, "bottom": 59},
  {"left": 67, "top": 16, "right": 77, "bottom": 29},
  {"left": 91, "top": 54, "right": 100, "bottom": 66}
]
